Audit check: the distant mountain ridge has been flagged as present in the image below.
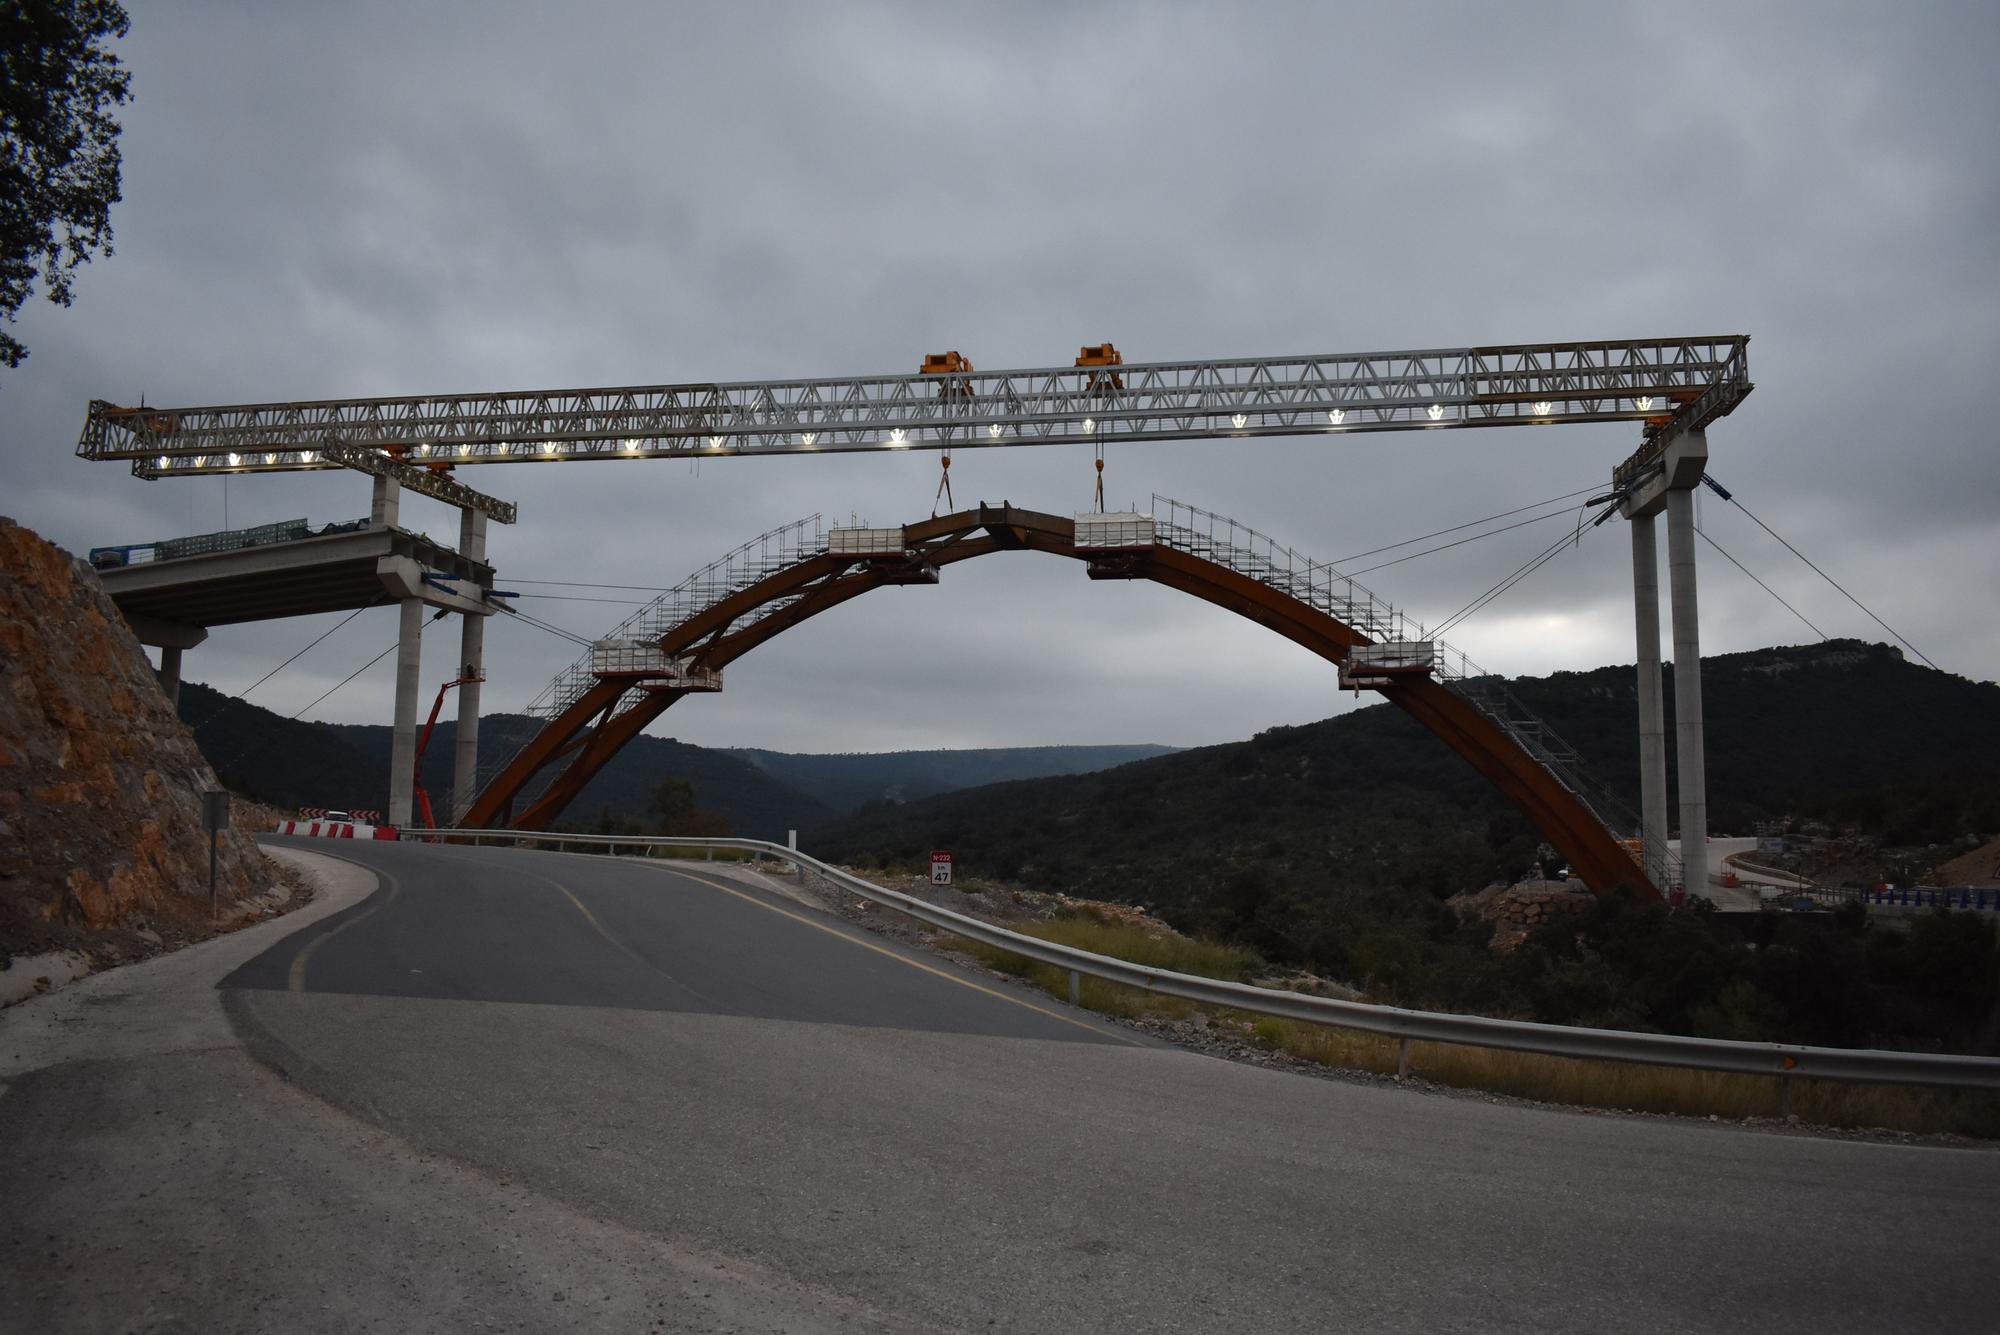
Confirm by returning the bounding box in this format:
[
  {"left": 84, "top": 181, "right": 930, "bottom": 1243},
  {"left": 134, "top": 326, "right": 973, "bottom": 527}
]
[
  {"left": 175, "top": 684, "right": 1175, "bottom": 839},
  {"left": 726, "top": 744, "right": 1179, "bottom": 814},
  {"left": 808, "top": 640, "right": 2000, "bottom": 916}
]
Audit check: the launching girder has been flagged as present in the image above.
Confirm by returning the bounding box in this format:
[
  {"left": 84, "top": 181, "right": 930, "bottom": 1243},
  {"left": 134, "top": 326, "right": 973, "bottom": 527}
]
[{"left": 79, "top": 337, "right": 1749, "bottom": 479}]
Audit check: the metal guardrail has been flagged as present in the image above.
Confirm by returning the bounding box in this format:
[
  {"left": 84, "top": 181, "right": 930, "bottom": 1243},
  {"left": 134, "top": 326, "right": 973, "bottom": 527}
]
[{"left": 411, "top": 828, "right": 2000, "bottom": 1093}]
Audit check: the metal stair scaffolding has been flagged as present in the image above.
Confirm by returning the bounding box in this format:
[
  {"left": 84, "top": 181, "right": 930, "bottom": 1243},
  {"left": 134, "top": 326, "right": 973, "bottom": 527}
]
[
  {"left": 485, "top": 514, "right": 829, "bottom": 815},
  {"left": 1149, "top": 496, "right": 1679, "bottom": 891}
]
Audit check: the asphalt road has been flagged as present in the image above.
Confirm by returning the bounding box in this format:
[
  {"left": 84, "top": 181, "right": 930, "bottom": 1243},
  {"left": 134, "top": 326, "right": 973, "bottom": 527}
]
[{"left": 10, "top": 838, "right": 2000, "bottom": 1333}]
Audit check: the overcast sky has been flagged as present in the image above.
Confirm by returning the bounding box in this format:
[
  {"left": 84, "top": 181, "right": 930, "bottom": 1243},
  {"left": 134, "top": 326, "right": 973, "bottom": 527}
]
[{"left": 4, "top": 0, "right": 1995, "bottom": 755}]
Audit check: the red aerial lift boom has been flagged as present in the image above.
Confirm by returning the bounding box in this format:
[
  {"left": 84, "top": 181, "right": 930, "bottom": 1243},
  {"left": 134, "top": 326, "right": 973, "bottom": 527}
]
[{"left": 411, "top": 671, "right": 482, "bottom": 835}]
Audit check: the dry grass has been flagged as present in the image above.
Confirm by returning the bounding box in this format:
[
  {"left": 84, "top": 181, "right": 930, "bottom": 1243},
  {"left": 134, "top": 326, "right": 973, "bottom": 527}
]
[
  {"left": 946, "top": 918, "right": 2000, "bottom": 1139},
  {"left": 641, "top": 845, "right": 758, "bottom": 863},
  {"left": 1246, "top": 1016, "right": 2000, "bottom": 1138},
  {"left": 951, "top": 918, "right": 1256, "bottom": 1021}
]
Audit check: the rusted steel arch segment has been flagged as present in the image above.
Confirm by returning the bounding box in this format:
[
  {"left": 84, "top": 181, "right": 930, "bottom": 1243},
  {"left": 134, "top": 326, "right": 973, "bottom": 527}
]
[
  {"left": 489, "top": 566, "right": 932, "bottom": 832},
  {"left": 513, "top": 688, "right": 689, "bottom": 830},
  {"left": 1386, "top": 680, "right": 1653, "bottom": 898},
  {"left": 462, "top": 678, "right": 628, "bottom": 828},
  {"left": 463, "top": 505, "right": 1657, "bottom": 900}
]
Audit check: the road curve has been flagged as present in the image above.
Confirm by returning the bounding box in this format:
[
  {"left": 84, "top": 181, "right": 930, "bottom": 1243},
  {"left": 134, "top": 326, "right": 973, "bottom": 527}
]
[{"left": 210, "top": 840, "right": 2000, "bottom": 1331}]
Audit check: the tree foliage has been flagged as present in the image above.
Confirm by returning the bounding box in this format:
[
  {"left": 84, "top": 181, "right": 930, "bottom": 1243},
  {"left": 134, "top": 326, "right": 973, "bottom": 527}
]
[{"left": 1, "top": 0, "right": 131, "bottom": 369}]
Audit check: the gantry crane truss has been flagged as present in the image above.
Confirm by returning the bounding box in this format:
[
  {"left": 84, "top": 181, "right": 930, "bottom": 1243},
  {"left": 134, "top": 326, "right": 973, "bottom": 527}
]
[{"left": 78, "top": 338, "right": 1750, "bottom": 498}]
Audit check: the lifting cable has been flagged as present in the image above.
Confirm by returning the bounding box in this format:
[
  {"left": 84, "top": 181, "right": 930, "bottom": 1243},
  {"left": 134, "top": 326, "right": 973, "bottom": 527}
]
[
  {"left": 933, "top": 451, "right": 954, "bottom": 518},
  {"left": 1701, "top": 475, "right": 1937, "bottom": 669},
  {"left": 1092, "top": 442, "right": 1106, "bottom": 513}
]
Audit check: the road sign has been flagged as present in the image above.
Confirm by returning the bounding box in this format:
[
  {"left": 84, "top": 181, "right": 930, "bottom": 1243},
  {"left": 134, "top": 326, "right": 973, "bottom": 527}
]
[{"left": 930, "top": 850, "right": 953, "bottom": 886}]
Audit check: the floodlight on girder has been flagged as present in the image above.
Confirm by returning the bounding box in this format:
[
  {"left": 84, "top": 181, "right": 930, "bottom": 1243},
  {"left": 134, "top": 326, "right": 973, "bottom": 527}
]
[{"left": 78, "top": 337, "right": 1749, "bottom": 477}]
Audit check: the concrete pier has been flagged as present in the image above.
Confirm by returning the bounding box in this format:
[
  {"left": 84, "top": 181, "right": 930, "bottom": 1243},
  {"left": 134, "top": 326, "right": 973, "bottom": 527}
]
[
  {"left": 452, "top": 510, "right": 488, "bottom": 822},
  {"left": 370, "top": 474, "right": 400, "bottom": 530},
  {"left": 158, "top": 646, "right": 183, "bottom": 709},
  {"left": 388, "top": 596, "right": 425, "bottom": 827},
  {"left": 1665, "top": 485, "right": 1706, "bottom": 897},
  {"left": 1629, "top": 512, "right": 1669, "bottom": 889}
]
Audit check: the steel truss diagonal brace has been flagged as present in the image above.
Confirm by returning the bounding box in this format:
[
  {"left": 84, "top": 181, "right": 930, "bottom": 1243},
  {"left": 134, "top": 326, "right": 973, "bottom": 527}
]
[{"left": 80, "top": 337, "right": 1751, "bottom": 472}]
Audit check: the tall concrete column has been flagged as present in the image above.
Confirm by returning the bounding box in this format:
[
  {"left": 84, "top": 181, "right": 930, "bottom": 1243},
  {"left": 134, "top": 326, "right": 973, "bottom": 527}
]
[
  {"left": 1629, "top": 512, "right": 1669, "bottom": 889},
  {"left": 451, "top": 508, "right": 488, "bottom": 822},
  {"left": 158, "top": 646, "right": 183, "bottom": 709},
  {"left": 1665, "top": 486, "right": 1706, "bottom": 897},
  {"left": 371, "top": 473, "right": 401, "bottom": 530},
  {"left": 388, "top": 596, "right": 425, "bottom": 826}
]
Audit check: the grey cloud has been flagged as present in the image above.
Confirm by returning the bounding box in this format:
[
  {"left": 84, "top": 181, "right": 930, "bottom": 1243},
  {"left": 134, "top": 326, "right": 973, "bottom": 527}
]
[{"left": 3, "top": 0, "right": 1995, "bottom": 753}]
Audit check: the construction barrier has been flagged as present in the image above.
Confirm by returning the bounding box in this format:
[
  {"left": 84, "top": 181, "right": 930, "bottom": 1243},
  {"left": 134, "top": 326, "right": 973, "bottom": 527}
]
[
  {"left": 1865, "top": 886, "right": 1996, "bottom": 912},
  {"left": 273, "top": 819, "right": 398, "bottom": 840}
]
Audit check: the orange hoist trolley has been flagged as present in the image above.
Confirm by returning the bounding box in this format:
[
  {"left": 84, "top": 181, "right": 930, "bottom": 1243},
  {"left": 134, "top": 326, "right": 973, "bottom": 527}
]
[{"left": 1075, "top": 342, "right": 1123, "bottom": 394}]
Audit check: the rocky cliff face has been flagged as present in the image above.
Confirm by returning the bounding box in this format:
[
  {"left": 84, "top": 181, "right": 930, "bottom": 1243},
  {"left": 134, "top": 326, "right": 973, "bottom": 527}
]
[{"left": 1, "top": 516, "right": 272, "bottom": 965}]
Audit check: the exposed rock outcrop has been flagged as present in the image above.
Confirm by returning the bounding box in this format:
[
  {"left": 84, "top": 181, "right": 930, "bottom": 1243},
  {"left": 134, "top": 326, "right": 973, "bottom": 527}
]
[
  {"left": 1449, "top": 878, "right": 1595, "bottom": 951},
  {"left": 1, "top": 516, "right": 274, "bottom": 968}
]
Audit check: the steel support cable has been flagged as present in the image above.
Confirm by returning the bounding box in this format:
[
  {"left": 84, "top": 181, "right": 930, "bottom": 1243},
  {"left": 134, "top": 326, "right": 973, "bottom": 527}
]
[
  {"left": 1344, "top": 507, "right": 1580, "bottom": 579},
  {"left": 235, "top": 600, "right": 381, "bottom": 700},
  {"left": 181, "top": 598, "right": 385, "bottom": 733},
  {"left": 510, "top": 592, "right": 656, "bottom": 606},
  {"left": 1703, "top": 476, "right": 1938, "bottom": 670},
  {"left": 1330, "top": 485, "right": 1601, "bottom": 565},
  {"left": 1695, "top": 527, "right": 1829, "bottom": 641},
  {"left": 493, "top": 601, "right": 595, "bottom": 647},
  {"left": 1430, "top": 521, "right": 1588, "bottom": 639},
  {"left": 511, "top": 578, "right": 681, "bottom": 592},
  {"left": 200, "top": 608, "right": 449, "bottom": 784},
  {"left": 1437, "top": 537, "right": 1574, "bottom": 637},
  {"left": 289, "top": 608, "right": 451, "bottom": 721}
]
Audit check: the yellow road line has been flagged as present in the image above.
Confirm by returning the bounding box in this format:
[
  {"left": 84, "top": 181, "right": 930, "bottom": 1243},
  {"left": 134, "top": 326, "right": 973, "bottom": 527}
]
[
  {"left": 287, "top": 938, "right": 316, "bottom": 992},
  {"left": 554, "top": 882, "right": 614, "bottom": 941},
  {"left": 635, "top": 862, "right": 1141, "bottom": 1046}
]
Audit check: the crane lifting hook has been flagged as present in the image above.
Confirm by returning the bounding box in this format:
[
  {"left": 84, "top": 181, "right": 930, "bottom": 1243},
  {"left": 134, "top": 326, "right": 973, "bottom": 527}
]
[{"left": 933, "top": 451, "right": 954, "bottom": 517}]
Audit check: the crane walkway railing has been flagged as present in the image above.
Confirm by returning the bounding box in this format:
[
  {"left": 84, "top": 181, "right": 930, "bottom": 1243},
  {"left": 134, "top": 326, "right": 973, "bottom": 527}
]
[
  {"left": 475, "top": 515, "right": 828, "bottom": 817},
  {"left": 412, "top": 827, "right": 2000, "bottom": 1095},
  {"left": 521, "top": 512, "right": 829, "bottom": 724}
]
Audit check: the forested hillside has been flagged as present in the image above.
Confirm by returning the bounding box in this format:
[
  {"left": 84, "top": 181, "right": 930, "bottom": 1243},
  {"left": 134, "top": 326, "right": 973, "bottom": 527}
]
[
  {"left": 178, "top": 685, "right": 829, "bottom": 839},
  {"left": 810, "top": 641, "right": 2000, "bottom": 1052},
  {"left": 811, "top": 642, "right": 2000, "bottom": 1008},
  {"left": 176, "top": 690, "right": 1169, "bottom": 839}
]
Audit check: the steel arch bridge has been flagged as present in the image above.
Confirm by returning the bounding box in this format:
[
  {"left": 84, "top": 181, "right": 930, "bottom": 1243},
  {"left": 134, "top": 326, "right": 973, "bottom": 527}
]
[{"left": 465, "top": 500, "right": 1664, "bottom": 900}]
